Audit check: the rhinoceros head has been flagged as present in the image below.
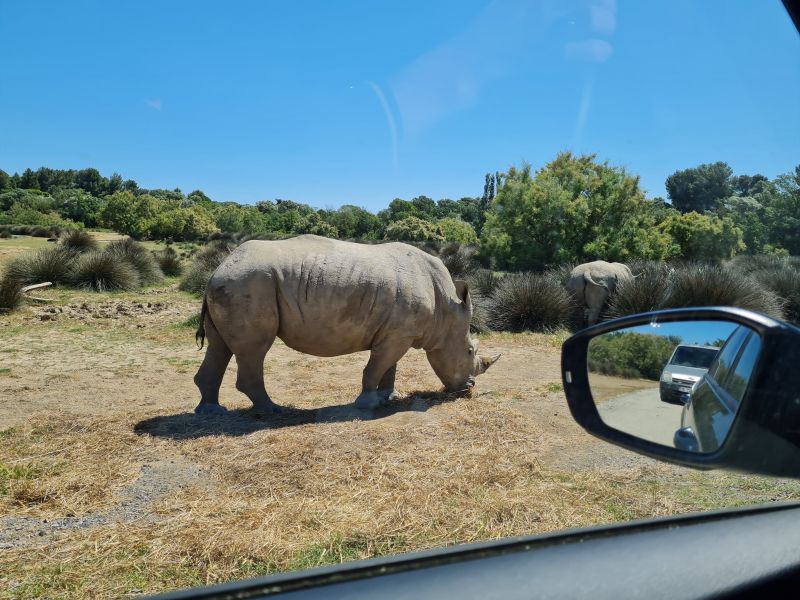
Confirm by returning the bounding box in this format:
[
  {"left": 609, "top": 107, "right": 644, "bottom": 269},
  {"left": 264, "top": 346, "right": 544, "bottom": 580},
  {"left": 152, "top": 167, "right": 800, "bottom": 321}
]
[{"left": 426, "top": 280, "right": 501, "bottom": 393}]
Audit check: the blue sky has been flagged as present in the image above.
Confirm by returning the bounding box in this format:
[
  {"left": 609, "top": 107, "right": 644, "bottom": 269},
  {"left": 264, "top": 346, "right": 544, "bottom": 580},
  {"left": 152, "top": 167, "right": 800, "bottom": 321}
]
[
  {"left": 1, "top": 1, "right": 798, "bottom": 211},
  {"left": 628, "top": 321, "right": 738, "bottom": 346}
]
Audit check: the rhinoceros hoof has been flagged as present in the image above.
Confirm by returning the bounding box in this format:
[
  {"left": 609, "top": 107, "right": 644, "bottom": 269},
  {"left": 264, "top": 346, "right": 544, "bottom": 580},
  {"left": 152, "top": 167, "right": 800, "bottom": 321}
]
[
  {"left": 251, "top": 402, "right": 284, "bottom": 416},
  {"left": 355, "top": 391, "right": 383, "bottom": 410},
  {"left": 195, "top": 403, "right": 228, "bottom": 416}
]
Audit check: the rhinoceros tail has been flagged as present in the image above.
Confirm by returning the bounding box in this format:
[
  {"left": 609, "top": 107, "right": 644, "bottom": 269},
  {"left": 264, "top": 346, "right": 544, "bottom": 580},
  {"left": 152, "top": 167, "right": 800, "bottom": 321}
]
[{"left": 196, "top": 293, "right": 209, "bottom": 349}]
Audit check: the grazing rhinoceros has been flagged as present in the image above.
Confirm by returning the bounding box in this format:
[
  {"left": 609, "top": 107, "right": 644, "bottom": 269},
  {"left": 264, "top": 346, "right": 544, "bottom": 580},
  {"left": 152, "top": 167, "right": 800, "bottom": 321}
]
[
  {"left": 566, "top": 260, "right": 633, "bottom": 326},
  {"left": 193, "top": 235, "right": 500, "bottom": 415}
]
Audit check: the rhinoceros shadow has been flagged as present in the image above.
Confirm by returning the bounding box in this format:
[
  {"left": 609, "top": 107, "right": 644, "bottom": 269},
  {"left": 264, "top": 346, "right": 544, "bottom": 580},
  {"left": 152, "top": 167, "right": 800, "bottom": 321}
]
[{"left": 133, "top": 391, "right": 463, "bottom": 440}]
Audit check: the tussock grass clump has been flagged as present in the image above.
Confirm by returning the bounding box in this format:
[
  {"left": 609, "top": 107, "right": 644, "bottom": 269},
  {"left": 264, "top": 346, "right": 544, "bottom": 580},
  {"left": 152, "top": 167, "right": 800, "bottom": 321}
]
[
  {"left": 179, "top": 240, "right": 234, "bottom": 295},
  {"left": 105, "top": 238, "right": 163, "bottom": 285},
  {"left": 0, "top": 275, "right": 23, "bottom": 312},
  {"left": 753, "top": 266, "right": 800, "bottom": 324},
  {"left": 487, "top": 272, "right": 575, "bottom": 332},
  {"left": 58, "top": 229, "right": 98, "bottom": 253},
  {"left": 606, "top": 261, "right": 673, "bottom": 319},
  {"left": 661, "top": 264, "right": 785, "bottom": 319},
  {"left": 66, "top": 251, "right": 140, "bottom": 292},
  {"left": 467, "top": 268, "right": 502, "bottom": 298},
  {"left": 155, "top": 246, "right": 183, "bottom": 277},
  {"left": 726, "top": 254, "right": 788, "bottom": 276},
  {"left": 438, "top": 243, "right": 478, "bottom": 278},
  {"left": 4, "top": 247, "right": 77, "bottom": 286}
]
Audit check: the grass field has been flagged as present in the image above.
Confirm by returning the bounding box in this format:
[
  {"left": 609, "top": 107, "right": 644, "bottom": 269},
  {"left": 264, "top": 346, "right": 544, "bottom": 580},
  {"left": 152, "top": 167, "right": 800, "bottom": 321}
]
[{"left": 2, "top": 260, "right": 800, "bottom": 597}]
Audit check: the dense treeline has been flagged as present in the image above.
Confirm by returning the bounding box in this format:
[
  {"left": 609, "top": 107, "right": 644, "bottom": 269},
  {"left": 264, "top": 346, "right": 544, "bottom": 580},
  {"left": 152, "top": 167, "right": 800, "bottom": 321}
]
[{"left": 2, "top": 153, "right": 799, "bottom": 268}]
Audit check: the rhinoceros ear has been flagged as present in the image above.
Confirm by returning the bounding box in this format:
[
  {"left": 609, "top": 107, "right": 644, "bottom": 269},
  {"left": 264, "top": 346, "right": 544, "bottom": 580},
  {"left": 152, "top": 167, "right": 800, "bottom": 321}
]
[{"left": 453, "top": 279, "right": 471, "bottom": 309}]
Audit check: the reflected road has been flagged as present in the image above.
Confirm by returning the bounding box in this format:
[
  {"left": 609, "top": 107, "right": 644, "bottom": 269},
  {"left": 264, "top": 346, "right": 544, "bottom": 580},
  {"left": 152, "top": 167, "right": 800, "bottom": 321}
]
[{"left": 597, "top": 388, "right": 684, "bottom": 447}]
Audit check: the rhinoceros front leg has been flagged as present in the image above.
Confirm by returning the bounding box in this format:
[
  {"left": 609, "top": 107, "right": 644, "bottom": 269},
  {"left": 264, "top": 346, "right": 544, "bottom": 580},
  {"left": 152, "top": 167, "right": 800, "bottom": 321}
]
[
  {"left": 377, "top": 365, "right": 400, "bottom": 404},
  {"left": 234, "top": 345, "right": 283, "bottom": 416},
  {"left": 355, "top": 342, "right": 410, "bottom": 409}
]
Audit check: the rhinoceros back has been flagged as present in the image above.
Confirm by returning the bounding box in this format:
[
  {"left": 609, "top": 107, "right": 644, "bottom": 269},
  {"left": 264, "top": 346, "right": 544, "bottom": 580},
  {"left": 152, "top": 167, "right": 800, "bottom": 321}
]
[{"left": 205, "top": 235, "right": 452, "bottom": 357}]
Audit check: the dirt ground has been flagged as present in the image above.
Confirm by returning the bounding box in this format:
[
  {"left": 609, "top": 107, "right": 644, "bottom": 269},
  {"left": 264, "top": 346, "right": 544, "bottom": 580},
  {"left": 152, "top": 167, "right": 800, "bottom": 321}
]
[{"left": 2, "top": 283, "right": 800, "bottom": 598}]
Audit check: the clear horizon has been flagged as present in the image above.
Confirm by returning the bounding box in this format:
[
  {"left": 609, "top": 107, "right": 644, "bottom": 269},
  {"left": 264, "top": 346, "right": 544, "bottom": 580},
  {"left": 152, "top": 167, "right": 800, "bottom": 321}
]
[{"left": 2, "top": 1, "right": 798, "bottom": 211}]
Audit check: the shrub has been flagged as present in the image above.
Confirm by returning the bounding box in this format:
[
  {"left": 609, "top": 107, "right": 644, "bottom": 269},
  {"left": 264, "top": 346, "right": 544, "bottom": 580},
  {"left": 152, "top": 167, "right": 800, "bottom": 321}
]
[
  {"left": 439, "top": 243, "right": 478, "bottom": 278},
  {"left": 753, "top": 267, "right": 800, "bottom": 325},
  {"left": 179, "top": 240, "right": 234, "bottom": 295},
  {"left": 0, "top": 230, "right": 11, "bottom": 239},
  {"left": 726, "top": 254, "right": 788, "bottom": 277},
  {"left": 467, "top": 269, "right": 503, "bottom": 298},
  {"left": 66, "top": 251, "right": 140, "bottom": 292},
  {"left": 606, "top": 261, "right": 672, "bottom": 319},
  {"left": 105, "top": 238, "right": 163, "bottom": 285},
  {"left": 487, "top": 272, "right": 575, "bottom": 332},
  {"left": 155, "top": 246, "right": 183, "bottom": 277},
  {"left": 661, "top": 264, "right": 785, "bottom": 319},
  {"left": 0, "top": 276, "right": 22, "bottom": 312},
  {"left": 58, "top": 229, "right": 98, "bottom": 253},
  {"left": 4, "top": 247, "right": 77, "bottom": 286}
]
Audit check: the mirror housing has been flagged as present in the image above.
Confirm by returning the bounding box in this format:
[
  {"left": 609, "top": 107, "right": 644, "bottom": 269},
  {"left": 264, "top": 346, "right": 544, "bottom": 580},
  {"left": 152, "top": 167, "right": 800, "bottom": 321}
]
[{"left": 561, "top": 307, "right": 800, "bottom": 478}]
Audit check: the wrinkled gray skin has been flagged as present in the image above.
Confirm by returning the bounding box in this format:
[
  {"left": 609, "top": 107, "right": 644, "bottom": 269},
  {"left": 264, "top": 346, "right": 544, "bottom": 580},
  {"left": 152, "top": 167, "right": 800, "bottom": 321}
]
[
  {"left": 193, "top": 235, "right": 500, "bottom": 416},
  {"left": 566, "top": 260, "right": 633, "bottom": 326}
]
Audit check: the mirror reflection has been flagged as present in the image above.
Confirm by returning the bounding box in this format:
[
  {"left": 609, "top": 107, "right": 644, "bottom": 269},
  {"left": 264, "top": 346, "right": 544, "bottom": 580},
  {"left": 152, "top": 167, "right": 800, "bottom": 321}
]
[{"left": 588, "top": 320, "right": 761, "bottom": 453}]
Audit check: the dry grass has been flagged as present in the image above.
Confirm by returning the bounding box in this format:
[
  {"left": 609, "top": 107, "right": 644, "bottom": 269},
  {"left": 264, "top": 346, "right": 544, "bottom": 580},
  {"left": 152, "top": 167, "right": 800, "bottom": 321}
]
[{"left": 1, "top": 283, "right": 800, "bottom": 598}]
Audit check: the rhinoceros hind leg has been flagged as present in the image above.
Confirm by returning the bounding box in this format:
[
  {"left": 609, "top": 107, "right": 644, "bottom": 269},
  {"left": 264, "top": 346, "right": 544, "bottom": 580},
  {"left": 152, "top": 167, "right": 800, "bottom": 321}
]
[
  {"left": 194, "top": 318, "right": 233, "bottom": 415},
  {"left": 234, "top": 343, "right": 283, "bottom": 416}
]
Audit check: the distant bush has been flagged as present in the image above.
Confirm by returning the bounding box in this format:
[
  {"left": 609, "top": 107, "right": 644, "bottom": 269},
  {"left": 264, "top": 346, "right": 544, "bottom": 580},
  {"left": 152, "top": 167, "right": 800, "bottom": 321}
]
[
  {"left": 105, "top": 238, "right": 163, "bottom": 285},
  {"left": 179, "top": 240, "right": 233, "bottom": 295},
  {"left": 0, "top": 275, "right": 22, "bottom": 312},
  {"left": 155, "top": 246, "right": 183, "bottom": 277},
  {"left": 0, "top": 230, "right": 11, "bottom": 239},
  {"left": 487, "top": 272, "right": 574, "bottom": 332},
  {"left": 661, "top": 264, "right": 784, "bottom": 319},
  {"left": 67, "top": 251, "right": 140, "bottom": 292},
  {"left": 5, "top": 247, "right": 77, "bottom": 286},
  {"left": 588, "top": 331, "right": 679, "bottom": 380},
  {"left": 58, "top": 229, "right": 98, "bottom": 253},
  {"left": 606, "top": 261, "right": 673, "bottom": 319},
  {"left": 384, "top": 217, "right": 444, "bottom": 243},
  {"left": 753, "top": 266, "right": 800, "bottom": 325}
]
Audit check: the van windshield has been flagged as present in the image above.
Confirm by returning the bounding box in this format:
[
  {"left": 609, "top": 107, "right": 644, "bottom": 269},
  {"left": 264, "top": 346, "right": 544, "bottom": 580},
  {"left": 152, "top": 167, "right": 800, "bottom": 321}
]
[{"left": 671, "top": 347, "right": 719, "bottom": 369}]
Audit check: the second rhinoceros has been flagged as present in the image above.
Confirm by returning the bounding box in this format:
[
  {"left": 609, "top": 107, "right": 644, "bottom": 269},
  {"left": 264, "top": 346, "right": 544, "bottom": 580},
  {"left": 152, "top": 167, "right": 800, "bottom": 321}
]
[
  {"left": 193, "top": 235, "right": 500, "bottom": 415},
  {"left": 567, "top": 260, "right": 634, "bottom": 326}
]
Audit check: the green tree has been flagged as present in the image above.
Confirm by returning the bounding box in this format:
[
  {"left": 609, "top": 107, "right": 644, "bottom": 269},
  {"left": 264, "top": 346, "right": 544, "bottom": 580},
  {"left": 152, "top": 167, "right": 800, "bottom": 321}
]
[
  {"left": 74, "top": 168, "right": 107, "bottom": 196},
  {"left": 437, "top": 217, "right": 478, "bottom": 244},
  {"left": 53, "top": 188, "right": 106, "bottom": 227},
  {"left": 665, "top": 162, "right": 733, "bottom": 213},
  {"left": 18, "top": 168, "right": 40, "bottom": 190},
  {"left": 378, "top": 198, "right": 417, "bottom": 223},
  {"left": 718, "top": 196, "right": 769, "bottom": 254},
  {"left": 659, "top": 211, "right": 744, "bottom": 261},
  {"left": 384, "top": 216, "right": 444, "bottom": 242},
  {"left": 99, "top": 191, "right": 162, "bottom": 238},
  {"left": 482, "top": 154, "right": 673, "bottom": 270},
  {"left": 0, "top": 169, "right": 11, "bottom": 191},
  {"left": 323, "top": 205, "right": 382, "bottom": 239},
  {"left": 765, "top": 166, "right": 800, "bottom": 255}
]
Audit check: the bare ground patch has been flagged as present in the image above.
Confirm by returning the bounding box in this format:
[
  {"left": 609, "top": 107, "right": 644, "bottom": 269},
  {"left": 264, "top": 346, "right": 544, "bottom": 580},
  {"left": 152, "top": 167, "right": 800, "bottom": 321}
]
[{"left": 1, "top": 284, "right": 800, "bottom": 598}]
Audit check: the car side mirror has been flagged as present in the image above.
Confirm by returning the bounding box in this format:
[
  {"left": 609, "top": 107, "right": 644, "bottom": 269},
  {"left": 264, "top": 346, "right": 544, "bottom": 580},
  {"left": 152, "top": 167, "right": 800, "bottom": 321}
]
[{"left": 561, "top": 307, "right": 800, "bottom": 478}]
